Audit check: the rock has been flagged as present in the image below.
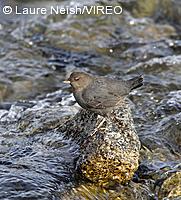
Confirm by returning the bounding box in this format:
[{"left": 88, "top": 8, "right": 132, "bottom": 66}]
[
  {"left": 61, "top": 181, "right": 154, "bottom": 200},
  {"left": 0, "top": 82, "right": 13, "bottom": 101},
  {"left": 127, "top": 55, "right": 181, "bottom": 74},
  {"left": 159, "top": 172, "right": 181, "bottom": 199},
  {"left": 59, "top": 100, "right": 141, "bottom": 186}
]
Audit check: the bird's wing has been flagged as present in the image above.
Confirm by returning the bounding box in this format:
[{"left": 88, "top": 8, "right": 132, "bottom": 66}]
[
  {"left": 82, "top": 76, "right": 143, "bottom": 109},
  {"left": 82, "top": 79, "right": 125, "bottom": 109},
  {"left": 83, "top": 91, "right": 118, "bottom": 109}
]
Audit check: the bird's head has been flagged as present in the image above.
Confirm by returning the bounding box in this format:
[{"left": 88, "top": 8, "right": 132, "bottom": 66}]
[{"left": 64, "top": 72, "right": 93, "bottom": 91}]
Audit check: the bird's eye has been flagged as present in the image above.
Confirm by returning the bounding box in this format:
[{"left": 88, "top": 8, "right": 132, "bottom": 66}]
[{"left": 74, "top": 77, "right": 80, "bottom": 81}]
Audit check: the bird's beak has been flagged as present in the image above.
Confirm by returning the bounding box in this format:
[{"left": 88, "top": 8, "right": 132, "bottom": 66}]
[{"left": 63, "top": 80, "right": 70, "bottom": 84}]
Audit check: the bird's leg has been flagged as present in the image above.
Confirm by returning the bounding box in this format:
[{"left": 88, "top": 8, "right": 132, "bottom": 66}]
[
  {"left": 96, "top": 118, "right": 106, "bottom": 130},
  {"left": 89, "top": 118, "right": 106, "bottom": 137},
  {"left": 115, "top": 97, "right": 124, "bottom": 106}
]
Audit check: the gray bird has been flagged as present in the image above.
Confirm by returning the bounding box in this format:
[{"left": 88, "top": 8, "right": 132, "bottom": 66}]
[{"left": 64, "top": 72, "right": 143, "bottom": 116}]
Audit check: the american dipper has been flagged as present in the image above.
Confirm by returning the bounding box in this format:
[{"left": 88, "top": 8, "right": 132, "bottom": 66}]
[{"left": 64, "top": 72, "right": 143, "bottom": 116}]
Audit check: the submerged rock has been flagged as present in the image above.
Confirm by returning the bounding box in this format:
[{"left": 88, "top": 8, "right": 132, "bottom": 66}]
[
  {"left": 61, "top": 181, "right": 154, "bottom": 200},
  {"left": 59, "top": 99, "right": 140, "bottom": 186}
]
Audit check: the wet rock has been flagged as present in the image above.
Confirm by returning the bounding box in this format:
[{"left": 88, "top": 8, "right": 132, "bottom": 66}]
[
  {"left": 158, "top": 0, "right": 181, "bottom": 31},
  {"left": 170, "top": 40, "right": 181, "bottom": 54},
  {"left": 159, "top": 172, "right": 181, "bottom": 199},
  {"left": 120, "top": 41, "right": 174, "bottom": 62},
  {"left": 114, "top": 12, "right": 176, "bottom": 42},
  {"left": 0, "top": 82, "right": 13, "bottom": 101},
  {"left": 62, "top": 181, "right": 154, "bottom": 200},
  {"left": 156, "top": 90, "right": 181, "bottom": 116},
  {"left": 59, "top": 100, "right": 141, "bottom": 187},
  {"left": 129, "top": 0, "right": 181, "bottom": 33},
  {"left": 40, "top": 46, "right": 98, "bottom": 71},
  {"left": 134, "top": 23, "right": 176, "bottom": 40},
  {"left": 132, "top": 0, "right": 159, "bottom": 18},
  {"left": 156, "top": 113, "right": 181, "bottom": 153},
  {"left": 18, "top": 105, "right": 78, "bottom": 135},
  {"left": 140, "top": 112, "right": 181, "bottom": 155},
  {"left": 128, "top": 55, "right": 181, "bottom": 74},
  {"left": 0, "top": 101, "right": 35, "bottom": 111},
  {"left": 12, "top": 80, "right": 34, "bottom": 99}
]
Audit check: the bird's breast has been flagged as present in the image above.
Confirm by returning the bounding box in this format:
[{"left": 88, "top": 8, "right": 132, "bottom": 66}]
[{"left": 73, "top": 90, "right": 88, "bottom": 109}]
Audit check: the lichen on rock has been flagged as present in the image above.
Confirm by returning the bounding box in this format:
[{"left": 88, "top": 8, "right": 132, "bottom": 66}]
[{"left": 59, "top": 99, "right": 141, "bottom": 186}]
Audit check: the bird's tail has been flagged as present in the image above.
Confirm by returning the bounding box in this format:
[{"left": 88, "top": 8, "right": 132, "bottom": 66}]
[{"left": 129, "top": 75, "right": 143, "bottom": 90}]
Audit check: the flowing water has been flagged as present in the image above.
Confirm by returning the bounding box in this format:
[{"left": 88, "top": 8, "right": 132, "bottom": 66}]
[{"left": 0, "top": 0, "right": 180, "bottom": 199}]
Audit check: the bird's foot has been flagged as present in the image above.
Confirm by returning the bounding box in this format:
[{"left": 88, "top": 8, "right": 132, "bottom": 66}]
[{"left": 89, "top": 118, "right": 106, "bottom": 137}]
